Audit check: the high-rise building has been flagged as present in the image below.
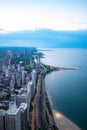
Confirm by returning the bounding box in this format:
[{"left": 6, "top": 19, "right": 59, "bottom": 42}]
[
  {"left": 5, "top": 101, "right": 21, "bottom": 130},
  {"left": 37, "top": 55, "right": 40, "bottom": 70},
  {"left": 22, "top": 70, "right": 25, "bottom": 86},
  {"left": 10, "top": 80, "right": 15, "bottom": 93},
  {"left": 16, "top": 72, "right": 20, "bottom": 80},
  {"left": 5, "top": 69, "right": 9, "bottom": 77},
  {"left": 16, "top": 92, "right": 30, "bottom": 120},
  {"left": 17, "top": 64, "right": 21, "bottom": 72},
  {"left": 0, "top": 110, "right": 5, "bottom": 130},
  {"left": 2, "top": 65, "right": 6, "bottom": 73},
  {"left": 16, "top": 78, "right": 21, "bottom": 87},
  {"left": 34, "top": 55, "right": 40, "bottom": 72},
  {"left": 0, "top": 76, "right": 3, "bottom": 84},
  {"left": 11, "top": 75, "right": 15, "bottom": 84},
  {"left": 3, "top": 77, "right": 9, "bottom": 86},
  {"left": 10, "top": 94, "right": 16, "bottom": 102},
  {"left": 20, "top": 103, "right": 28, "bottom": 130},
  {"left": 31, "top": 69, "right": 36, "bottom": 92},
  {"left": 26, "top": 76, "right": 29, "bottom": 84},
  {"left": 27, "top": 81, "right": 34, "bottom": 98}
]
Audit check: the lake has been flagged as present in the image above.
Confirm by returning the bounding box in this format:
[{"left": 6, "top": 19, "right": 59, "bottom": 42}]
[{"left": 41, "top": 48, "right": 87, "bottom": 130}]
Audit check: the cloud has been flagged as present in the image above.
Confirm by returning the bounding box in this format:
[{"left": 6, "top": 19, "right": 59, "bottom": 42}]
[
  {"left": 0, "top": 0, "right": 87, "bottom": 32},
  {"left": 0, "top": 28, "right": 7, "bottom": 34}
]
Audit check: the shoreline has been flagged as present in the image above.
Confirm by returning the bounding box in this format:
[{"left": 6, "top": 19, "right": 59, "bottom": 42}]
[
  {"left": 41, "top": 62, "right": 82, "bottom": 130},
  {"left": 45, "top": 77, "right": 82, "bottom": 130}
]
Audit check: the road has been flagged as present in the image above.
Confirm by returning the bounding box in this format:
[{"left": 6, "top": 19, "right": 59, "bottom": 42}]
[{"left": 29, "top": 66, "right": 59, "bottom": 130}]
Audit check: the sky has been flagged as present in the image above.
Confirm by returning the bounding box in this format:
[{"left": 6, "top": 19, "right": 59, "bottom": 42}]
[{"left": 0, "top": 0, "right": 87, "bottom": 33}]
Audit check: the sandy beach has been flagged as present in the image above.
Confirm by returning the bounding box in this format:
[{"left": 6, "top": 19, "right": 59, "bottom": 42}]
[{"left": 53, "top": 109, "right": 82, "bottom": 130}]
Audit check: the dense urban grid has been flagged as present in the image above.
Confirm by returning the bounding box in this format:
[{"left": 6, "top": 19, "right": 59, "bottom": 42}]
[{"left": 0, "top": 47, "right": 59, "bottom": 130}]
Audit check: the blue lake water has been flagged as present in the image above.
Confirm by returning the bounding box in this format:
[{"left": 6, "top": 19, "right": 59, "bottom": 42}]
[{"left": 41, "top": 48, "right": 87, "bottom": 130}]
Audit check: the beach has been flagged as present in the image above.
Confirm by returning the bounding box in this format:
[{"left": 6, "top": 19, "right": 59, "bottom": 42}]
[{"left": 53, "top": 109, "right": 82, "bottom": 130}]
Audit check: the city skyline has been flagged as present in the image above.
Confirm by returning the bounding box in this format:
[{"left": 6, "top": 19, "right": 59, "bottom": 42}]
[{"left": 0, "top": 0, "right": 87, "bottom": 33}]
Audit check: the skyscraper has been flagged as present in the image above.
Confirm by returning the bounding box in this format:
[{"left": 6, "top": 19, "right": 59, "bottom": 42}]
[
  {"left": 5, "top": 69, "right": 9, "bottom": 77},
  {"left": 10, "top": 80, "right": 15, "bottom": 94},
  {"left": 22, "top": 70, "right": 25, "bottom": 86},
  {"left": 16, "top": 92, "right": 30, "bottom": 120},
  {"left": 5, "top": 101, "right": 21, "bottom": 130},
  {"left": 31, "top": 69, "right": 36, "bottom": 93},
  {"left": 20, "top": 103, "right": 28, "bottom": 130},
  {"left": 27, "top": 81, "right": 34, "bottom": 98},
  {"left": 0, "top": 110, "right": 5, "bottom": 130},
  {"left": 17, "top": 64, "right": 21, "bottom": 72}
]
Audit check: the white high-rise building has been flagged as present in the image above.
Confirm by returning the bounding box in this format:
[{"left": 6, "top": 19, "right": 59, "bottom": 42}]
[
  {"left": 5, "top": 69, "right": 9, "bottom": 77},
  {"left": 16, "top": 93, "right": 30, "bottom": 120},
  {"left": 37, "top": 55, "right": 40, "bottom": 70},
  {"left": 10, "top": 94, "right": 16, "bottom": 102},
  {"left": 22, "top": 71, "right": 25, "bottom": 85},
  {"left": 10, "top": 80, "right": 15, "bottom": 93},
  {"left": 34, "top": 55, "right": 40, "bottom": 72},
  {"left": 17, "top": 64, "right": 21, "bottom": 72},
  {"left": 11, "top": 75, "right": 15, "bottom": 84},
  {"left": 26, "top": 76, "right": 29, "bottom": 84},
  {"left": 5, "top": 101, "right": 21, "bottom": 130},
  {"left": 27, "top": 81, "right": 34, "bottom": 98},
  {"left": 20, "top": 103, "right": 28, "bottom": 130},
  {"left": 31, "top": 69, "right": 36, "bottom": 92}
]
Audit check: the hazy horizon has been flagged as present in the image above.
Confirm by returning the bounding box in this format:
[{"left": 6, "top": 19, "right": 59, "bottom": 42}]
[{"left": 0, "top": 29, "right": 87, "bottom": 48}]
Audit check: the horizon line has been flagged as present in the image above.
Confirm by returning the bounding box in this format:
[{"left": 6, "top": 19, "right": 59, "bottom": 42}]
[
  {"left": 0, "top": 28, "right": 87, "bottom": 34},
  {"left": 0, "top": 46, "right": 87, "bottom": 49}
]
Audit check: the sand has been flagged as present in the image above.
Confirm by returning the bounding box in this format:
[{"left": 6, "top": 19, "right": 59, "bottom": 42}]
[{"left": 53, "top": 109, "right": 82, "bottom": 130}]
